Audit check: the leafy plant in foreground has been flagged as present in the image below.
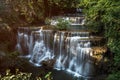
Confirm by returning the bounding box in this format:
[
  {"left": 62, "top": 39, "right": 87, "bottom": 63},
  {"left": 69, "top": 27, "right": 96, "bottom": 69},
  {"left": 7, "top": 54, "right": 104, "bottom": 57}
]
[
  {"left": 0, "top": 69, "right": 32, "bottom": 80},
  {"left": 0, "top": 69, "right": 52, "bottom": 80}
]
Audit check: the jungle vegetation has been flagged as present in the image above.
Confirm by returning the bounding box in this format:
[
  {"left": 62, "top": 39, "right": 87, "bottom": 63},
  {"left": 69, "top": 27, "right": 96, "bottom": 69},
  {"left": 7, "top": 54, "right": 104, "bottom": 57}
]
[{"left": 79, "top": 0, "right": 120, "bottom": 79}]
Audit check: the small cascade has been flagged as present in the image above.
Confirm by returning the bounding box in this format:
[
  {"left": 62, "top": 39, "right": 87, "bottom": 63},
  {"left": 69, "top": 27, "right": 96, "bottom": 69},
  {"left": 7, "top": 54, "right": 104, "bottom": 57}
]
[
  {"left": 16, "top": 27, "right": 100, "bottom": 78},
  {"left": 51, "top": 16, "right": 85, "bottom": 26}
]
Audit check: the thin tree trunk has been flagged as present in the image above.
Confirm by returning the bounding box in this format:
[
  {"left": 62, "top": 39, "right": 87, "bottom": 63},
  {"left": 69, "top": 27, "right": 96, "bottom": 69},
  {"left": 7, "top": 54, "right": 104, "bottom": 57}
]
[{"left": 43, "top": 0, "right": 49, "bottom": 18}]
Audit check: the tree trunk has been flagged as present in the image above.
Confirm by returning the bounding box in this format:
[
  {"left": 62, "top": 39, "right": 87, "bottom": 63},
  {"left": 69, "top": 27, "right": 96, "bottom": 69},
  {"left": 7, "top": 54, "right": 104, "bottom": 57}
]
[{"left": 43, "top": 0, "right": 49, "bottom": 18}]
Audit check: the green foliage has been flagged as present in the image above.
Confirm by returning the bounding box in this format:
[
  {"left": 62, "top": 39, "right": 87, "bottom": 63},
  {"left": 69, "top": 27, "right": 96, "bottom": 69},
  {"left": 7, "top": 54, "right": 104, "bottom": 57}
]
[
  {"left": 44, "top": 72, "right": 52, "bottom": 79},
  {"left": 106, "top": 71, "right": 120, "bottom": 80},
  {"left": 55, "top": 18, "right": 70, "bottom": 30},
  {"left": 0, "top": 69, "right": 32, "bottom": 80},
  {"left": 6, "top": 0, "right": 44, "bottom": 24},
  {"left": 79, "top": 0, "right": 120, "bottom": 79},
  {"left": 0, "top": 69, "right": 52, "bottom": 80},
  {"left": 45, "top": 18, "right": 51, "bottom": 25}
]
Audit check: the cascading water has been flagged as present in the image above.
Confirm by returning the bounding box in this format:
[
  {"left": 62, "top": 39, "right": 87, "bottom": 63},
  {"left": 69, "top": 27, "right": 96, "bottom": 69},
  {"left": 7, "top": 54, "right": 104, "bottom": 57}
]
[{"left": 16, "top": 27, "right": 96, "bottom": 78}]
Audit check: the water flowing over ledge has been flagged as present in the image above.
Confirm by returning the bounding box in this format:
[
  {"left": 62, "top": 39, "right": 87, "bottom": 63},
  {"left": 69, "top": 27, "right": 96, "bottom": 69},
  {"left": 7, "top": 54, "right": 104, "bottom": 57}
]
[{"left": 16, "top": 27, "right": 98, "bottom": 78}]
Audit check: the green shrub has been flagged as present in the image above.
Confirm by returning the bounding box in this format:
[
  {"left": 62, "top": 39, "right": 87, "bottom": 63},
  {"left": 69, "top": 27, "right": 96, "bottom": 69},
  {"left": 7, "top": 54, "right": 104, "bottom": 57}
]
[
  {"left": 45, "top": 18, "right": 51, "bottom": 25},
  {"left": 55, "top": 18, "right": 70, "bottom": 30},
  {"left": 106, "top": 71, "right": 120, "bottom": 80}
]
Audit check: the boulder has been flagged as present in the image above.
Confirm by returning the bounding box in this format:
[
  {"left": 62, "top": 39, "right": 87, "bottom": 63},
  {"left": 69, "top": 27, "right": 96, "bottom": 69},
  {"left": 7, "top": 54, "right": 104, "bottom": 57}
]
[{"left": 41, "top": 59, "right": 55, "bottom": 70}]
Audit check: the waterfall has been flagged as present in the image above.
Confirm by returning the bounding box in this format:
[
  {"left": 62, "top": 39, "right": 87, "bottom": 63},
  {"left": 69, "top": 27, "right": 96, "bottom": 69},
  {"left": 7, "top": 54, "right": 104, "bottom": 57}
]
[{"left": 16, "top": 27, "right": 96, "bottom": 77}]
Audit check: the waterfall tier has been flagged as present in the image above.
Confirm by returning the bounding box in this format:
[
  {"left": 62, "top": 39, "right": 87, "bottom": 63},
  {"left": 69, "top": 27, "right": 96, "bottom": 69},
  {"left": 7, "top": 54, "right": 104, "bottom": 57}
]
[{"left": 16, "top": 27, "right": 104, "bottom": 78}]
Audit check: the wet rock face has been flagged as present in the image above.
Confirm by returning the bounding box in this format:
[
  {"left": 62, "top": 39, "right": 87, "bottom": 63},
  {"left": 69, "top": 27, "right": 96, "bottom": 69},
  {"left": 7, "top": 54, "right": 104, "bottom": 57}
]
[
  {"left": 91, "top": 47, "right": 107, "bottom": 62},
  {"left": 41, "top": 59, "right": 56, "bottom": 70}
]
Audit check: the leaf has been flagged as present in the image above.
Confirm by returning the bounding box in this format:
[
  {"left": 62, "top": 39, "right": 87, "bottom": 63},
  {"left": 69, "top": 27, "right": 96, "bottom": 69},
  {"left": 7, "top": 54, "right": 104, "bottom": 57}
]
[{"left": 45, "top": 72, "right": 52, "bottom": 78}]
